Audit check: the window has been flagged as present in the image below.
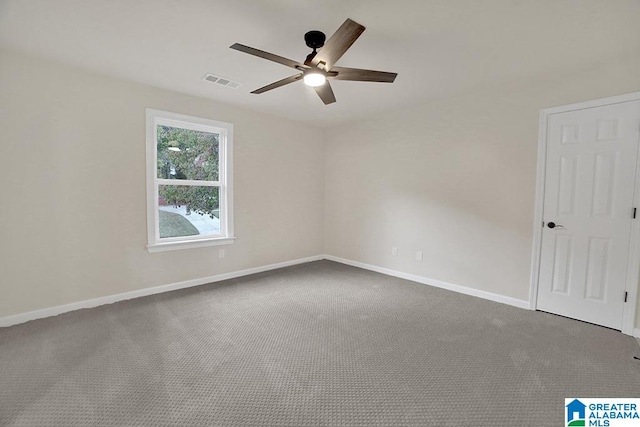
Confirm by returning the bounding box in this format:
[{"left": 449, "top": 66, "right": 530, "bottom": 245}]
[{"left": 146, "top": 109, "right": 234, "bottom": 252}]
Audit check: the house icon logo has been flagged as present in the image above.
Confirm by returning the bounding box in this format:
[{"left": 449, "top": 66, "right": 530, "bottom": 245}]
[{"left": 566, "top": 399, "right": 586, "bottom": 426}]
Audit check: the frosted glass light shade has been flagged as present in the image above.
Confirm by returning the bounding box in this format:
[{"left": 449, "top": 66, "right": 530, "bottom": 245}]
[{"left": 303, "top": 72, "right": 326, "bottom": 87}]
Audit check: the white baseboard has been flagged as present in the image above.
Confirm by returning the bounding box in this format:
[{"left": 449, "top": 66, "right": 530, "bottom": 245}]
[
  {"left": 324, "top": 255, "right": 530, "bottom": 310},
  {"left": 0, "top": 253, "right": 535, "bottom": 328},
  {"left": 0, "top": 255, "right": 323, "bottom": 327},
  {"left": 4, "top": 252, "right": 635, "bottom": 334}
]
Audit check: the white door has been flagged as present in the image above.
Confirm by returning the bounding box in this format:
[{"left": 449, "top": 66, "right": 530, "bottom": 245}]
[{"left": 537, "top": 100, "right": 640, "bottom": 330}]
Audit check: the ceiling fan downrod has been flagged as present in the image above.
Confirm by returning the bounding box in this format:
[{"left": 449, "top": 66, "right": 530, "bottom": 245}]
[{"left": 304, "top": 30, "right": 325, "bottom": 66}]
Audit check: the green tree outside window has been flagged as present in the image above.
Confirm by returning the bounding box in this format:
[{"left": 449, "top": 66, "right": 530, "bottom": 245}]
[{"left": 156, "top": 125, "right": 220, "bottom": 218}]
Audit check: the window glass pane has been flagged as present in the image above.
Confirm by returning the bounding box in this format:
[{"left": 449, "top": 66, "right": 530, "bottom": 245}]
[
  {"left": 158, "top": 185, "right": 220, "bottom": 238},
  {"left": 157, "top": 125, "right": 219, "bottom": 181}
]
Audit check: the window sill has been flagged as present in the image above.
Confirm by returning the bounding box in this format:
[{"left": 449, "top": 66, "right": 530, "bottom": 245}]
[{"left": 147, "top": 236, "right": 236, "bottom": 253}]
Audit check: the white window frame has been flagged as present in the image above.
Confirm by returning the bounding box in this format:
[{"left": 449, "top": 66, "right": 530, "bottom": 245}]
[{"left": 146, "top": 109, "right": 234, "bottom": 253}]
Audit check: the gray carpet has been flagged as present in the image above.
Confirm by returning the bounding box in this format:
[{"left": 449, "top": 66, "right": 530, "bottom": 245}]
[{"left": 1, "top": 260, "right": 639, "bottom": 426}]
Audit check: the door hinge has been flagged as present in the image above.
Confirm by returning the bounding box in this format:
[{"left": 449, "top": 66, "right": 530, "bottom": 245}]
[
  {"left": 625, "top": 292, "right": 628, "bottom": 303},
  {"left": 634, "top": 208, "right": 637, "bottom": 219}
]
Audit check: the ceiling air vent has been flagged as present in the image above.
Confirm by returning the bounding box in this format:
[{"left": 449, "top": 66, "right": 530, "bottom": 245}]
[{"left": 203, "top": 73, "right": 241, "bottom": 89}]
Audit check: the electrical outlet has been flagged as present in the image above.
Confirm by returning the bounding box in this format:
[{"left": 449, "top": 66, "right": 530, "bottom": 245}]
[
  {"left": 392, "top": 247, "right": 398, "bottom": 256},
  {"left": 416, "top": 251, "right": 423, "bottom": 262},
  {"left": 219, "top": 249, "right": 225, "bottom": 259}
]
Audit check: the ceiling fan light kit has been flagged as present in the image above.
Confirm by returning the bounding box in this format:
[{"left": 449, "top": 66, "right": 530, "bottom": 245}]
[
  {"left": 230, "top": 18, "right": 397, "bottom": 105},
  {"left": 303, "top": 70, "right": 326, "bottom": 87}
]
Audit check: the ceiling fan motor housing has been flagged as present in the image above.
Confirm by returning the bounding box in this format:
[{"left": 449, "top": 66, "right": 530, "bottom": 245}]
[{"left": 304, "top": 30, "right": 326, "bottom": 50}]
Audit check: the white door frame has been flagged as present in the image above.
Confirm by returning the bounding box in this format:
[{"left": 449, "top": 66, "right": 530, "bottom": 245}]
[{"left": 529, "top": 91, "right": 640, "bottom": 336}]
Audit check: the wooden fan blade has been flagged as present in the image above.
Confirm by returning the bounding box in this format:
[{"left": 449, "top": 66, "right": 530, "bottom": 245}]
[
  {"left": 330, "top": 66, "right": 397, "bottom": 83},
  {"left": 251, "top": 74, "right": 303, "bottom": 94},
  {"left": 311, "top": 19, "right": 365, "bottom": 70},
  {"left": 230, "top": 43, "right": 306, "bottom": 70},
  {"left": 314, "top": 81, "right": 336, "bottom": 105}
]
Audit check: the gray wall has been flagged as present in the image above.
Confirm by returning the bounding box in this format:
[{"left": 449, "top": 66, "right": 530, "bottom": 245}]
[
  {"left": 324, "top": 57, "right": 640, "bottom": 325},
  {"left": 0, "top": 49, "right": 325, "bottom": 317},
  {"left": 3, "top": 48, "right": 640, "bottom": 331}
]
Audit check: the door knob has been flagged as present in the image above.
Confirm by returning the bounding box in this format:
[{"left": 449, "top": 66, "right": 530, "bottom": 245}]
[{"left": 547, "top": 222, "right": 564, "bottom": 229}]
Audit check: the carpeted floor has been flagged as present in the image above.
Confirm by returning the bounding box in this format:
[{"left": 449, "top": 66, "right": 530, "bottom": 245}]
[{"left": 1, "top": 260, "right": 639, "bottom": 426}]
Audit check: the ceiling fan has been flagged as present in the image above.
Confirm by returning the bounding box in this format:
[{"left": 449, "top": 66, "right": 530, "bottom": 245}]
[{"left": 230, "top": 18, "right": 397, "bottom": 105}]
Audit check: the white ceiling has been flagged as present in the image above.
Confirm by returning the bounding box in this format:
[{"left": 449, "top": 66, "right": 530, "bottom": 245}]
[{"left": 1, "top": 0, "right": 639, "bottom": 127}]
